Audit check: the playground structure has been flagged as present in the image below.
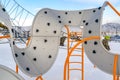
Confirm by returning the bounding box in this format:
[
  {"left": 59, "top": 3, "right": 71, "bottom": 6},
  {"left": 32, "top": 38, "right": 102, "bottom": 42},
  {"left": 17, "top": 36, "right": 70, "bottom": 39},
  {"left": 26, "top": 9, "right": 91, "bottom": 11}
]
[{"left": 0, "top": 0, "right": 120, "bottom": 80}]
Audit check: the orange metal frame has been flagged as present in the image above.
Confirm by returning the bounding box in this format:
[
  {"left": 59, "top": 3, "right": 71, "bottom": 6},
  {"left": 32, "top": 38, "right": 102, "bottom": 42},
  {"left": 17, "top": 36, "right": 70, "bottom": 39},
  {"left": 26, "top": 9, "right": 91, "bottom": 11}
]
[
  {"left": 113, "top": 55, "right": 119, "bottom": 80},
  {"left": 64, "top": 25, "right": 85, "bottom": 80},
  {"left": 106, "top": 1, "right": 120, "bottom": 80},
  {"left": 64, "top": 25, "right": 100, "bottom": 80},
  {"left": 63, "top": 2, "right": 120, "bottom": 80},
  {"left": 0, "top": 1, "right": 119, "bottom": 80}
]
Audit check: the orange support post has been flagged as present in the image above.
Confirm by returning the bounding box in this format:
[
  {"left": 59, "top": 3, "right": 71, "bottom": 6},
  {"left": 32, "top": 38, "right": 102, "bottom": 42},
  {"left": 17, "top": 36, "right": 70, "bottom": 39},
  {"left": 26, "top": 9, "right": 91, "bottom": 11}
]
[
  {"left": 113, "top": 55, "right": 118, "bottom": 80},
  {"left": 94, "top": 65, "right": 97, "bottom": 68},
  {"left": 81, "top": 44, "right": 84, "bottom": 80},
  {"left": 64, "top": 25, "right": 100, "bottom": 80},
  {"left": 26, "top": 37, "right": 31, "bottom": 46},
  {"left": 36, "top": 75, "right": 43, "bottom": 80},
  {"left": 64, "top": 36, "right": 100, "bottom": 80},
  {"left": 64, "top": 25, "right": 70, "bottom": 80},
  {"left": 16, "top": 65, "right": 19, "bottom": 73}
]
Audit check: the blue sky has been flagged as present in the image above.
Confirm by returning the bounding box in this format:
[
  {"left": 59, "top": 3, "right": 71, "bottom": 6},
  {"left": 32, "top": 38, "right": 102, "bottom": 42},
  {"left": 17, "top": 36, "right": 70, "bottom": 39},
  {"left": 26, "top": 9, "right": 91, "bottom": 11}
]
[
  {"left": 15, "top": 0, "right": 120, "bottom": 14},
  {"left": 13, "top": 0, "right": 120, "bottom": 25}
]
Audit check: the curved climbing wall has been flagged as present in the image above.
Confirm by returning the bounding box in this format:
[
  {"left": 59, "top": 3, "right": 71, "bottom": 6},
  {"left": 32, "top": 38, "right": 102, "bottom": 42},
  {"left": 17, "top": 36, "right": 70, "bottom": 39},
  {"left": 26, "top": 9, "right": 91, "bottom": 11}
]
[{"left": 11, "top": 1, "right": 120, "bottom": 77}]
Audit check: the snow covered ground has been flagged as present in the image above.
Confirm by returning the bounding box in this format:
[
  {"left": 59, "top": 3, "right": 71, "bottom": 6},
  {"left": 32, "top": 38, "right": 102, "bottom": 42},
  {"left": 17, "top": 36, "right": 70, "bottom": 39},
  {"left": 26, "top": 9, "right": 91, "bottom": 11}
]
[{"left": 0, "top": 39, "right": 119, "bottom": 80}]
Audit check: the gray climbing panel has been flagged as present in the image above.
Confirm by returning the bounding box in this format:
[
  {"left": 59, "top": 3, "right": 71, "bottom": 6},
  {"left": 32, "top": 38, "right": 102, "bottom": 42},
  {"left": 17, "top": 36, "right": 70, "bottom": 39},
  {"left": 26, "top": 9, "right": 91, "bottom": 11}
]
[
  {"left": 0, "top": 4, "right": 11, "bottom": 29},
  {"left": 0, "top": 65, "right": 24, "bottom": 80},
  {"left": 9, "top": 1, "right": 119, "bottom": 77}
]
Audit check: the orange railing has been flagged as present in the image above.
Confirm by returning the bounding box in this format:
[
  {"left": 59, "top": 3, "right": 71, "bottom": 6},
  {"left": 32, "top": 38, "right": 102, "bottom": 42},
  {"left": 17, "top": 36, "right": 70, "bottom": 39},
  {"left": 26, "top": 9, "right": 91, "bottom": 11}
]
[{"left": 106, "top": 1, "right": 120, "bottom": 80}]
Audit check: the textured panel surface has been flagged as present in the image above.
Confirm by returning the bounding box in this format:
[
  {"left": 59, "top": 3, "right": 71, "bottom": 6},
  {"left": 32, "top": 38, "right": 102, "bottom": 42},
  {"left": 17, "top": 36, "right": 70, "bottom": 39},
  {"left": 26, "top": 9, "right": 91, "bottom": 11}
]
[{"left": 0, "top": 5, "right": 11, "bottom": 28}]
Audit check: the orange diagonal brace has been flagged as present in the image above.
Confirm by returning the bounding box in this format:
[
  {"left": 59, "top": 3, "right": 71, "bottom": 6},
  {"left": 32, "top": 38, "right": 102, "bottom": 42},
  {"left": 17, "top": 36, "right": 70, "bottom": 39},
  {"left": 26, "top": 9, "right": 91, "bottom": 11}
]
[
  {"left": 107, "top": 1, "right": 120, "bottom": 16},
  {"left": 69, "top": 36, "right": 100, "bottom": 56},
  {"left": 113, "top": 55, "right": 118, "bottom": 80}
]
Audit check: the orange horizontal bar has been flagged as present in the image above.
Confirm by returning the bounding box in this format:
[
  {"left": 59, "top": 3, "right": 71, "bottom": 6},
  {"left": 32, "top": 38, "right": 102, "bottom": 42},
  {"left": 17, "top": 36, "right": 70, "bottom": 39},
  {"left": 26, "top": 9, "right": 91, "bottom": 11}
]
[
  {"left": 75, "top": 48, "right": 82, "bottom": 49},
  {"left": 69, "top": 62, "right": 82, "bottom": 64},
  {"left": 71, "top": 54, "right": 82, "bottom": 56},
  {"left": 69, "top": 68, "right": 82, "bottom": 71},
  {"left": 0, "top": 35, "right": 10, "bottom": 39},
  {"left": 70, "top": 32, "right": 82, "bottom": 35},
  {"left": 69, "top": 47, "right": 82, "bottom": 50}
]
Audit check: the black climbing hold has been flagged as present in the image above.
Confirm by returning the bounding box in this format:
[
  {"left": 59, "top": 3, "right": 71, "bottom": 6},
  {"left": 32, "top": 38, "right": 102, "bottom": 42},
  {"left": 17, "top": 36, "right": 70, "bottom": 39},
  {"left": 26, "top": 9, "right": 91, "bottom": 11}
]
[
  {"left": 83, "top": 20, "right": 86, "bottom": 23},
  {"left": 65, "top": 12, "right": 68, "bottom": 15},
  {"left": 68, "top": 21, "right": 71, "bottom": 23},
  {"left": 47, "top": 23, "right": 50, "bottom": 26},
  {"left": 58, "top": 16, "right": 61, "bottom": 18},
  {"left": 48, "top": 55, "right": 52, "bottom": 58},
  {"left": 98, "top": 7, "right": 101, "bottom": 10},
  {"left": 95, "top": 19, "right": 98, "bottom": 23},
  {"left": 79, "top": 12, "right": 82, "bottom": 14},
  {"left": 59, "top": 21, "right": 62, "bottom": 23},
  {"left": 93, "top": 10, "right": 96, "bottom": 13},
  {"left": 11, "top": 29, "right": 14, "bottom": 33},
  {"left": 21, "top": 52, "right": 25, "bottom": 56},
  {"left": 44, "top": 11, "right": 47, "bottom": 14},
  {"left": 93, "top": 50, "right": 96, "bottom": 54},
  {"left": 44, "top": 39, "right": 47, "bottom": 43},
  {"left": 33, "top": 46, "right": 36, "bottom": 50},
  {"left": 53, "top": 30, "right": 57, "bottom": 34},
  {"left": 85, "top": 22, "right": 88, "bottom": 26},
  {"left": 94, "top": 41, "right": 98, "bottom": 45},
  {"left": 13, "top": 41, "right": 15, "bottom": 45},
  {"left": 36, "top": 29, "right": 39, "bottom": 32},
  {"left": 88, "top": 30, "right": 92, "bottom": 34},
  {"left": 15, "top": 53, "right": 18, "bottom": 57},
  {"left": 26, "top": 67, "right": 30, "bottom": 71},
  {"left": 2, "top": 8, "right": 6, "bottom": 12},
  {"left": 33, "top": 58, "right": 37, "bottom": 61},
  {"left": 84, "top": 41, "right": 87, "bottom": 44}
]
